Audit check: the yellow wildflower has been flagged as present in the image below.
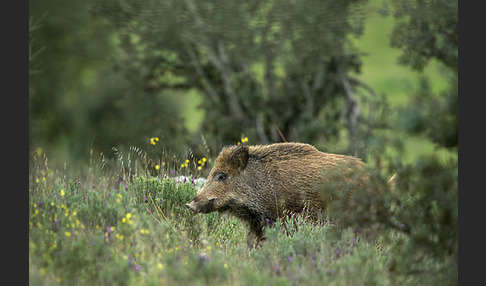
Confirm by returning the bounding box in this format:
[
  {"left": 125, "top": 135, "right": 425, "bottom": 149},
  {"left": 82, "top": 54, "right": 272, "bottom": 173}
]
[
  {"left": 140, "top": 229, "right": 150, "bottom": 235},
  {"left": 39, "top": 268, "right": 47, "bottom": 276},
  {"left": 60, "top": 189, "right": 65, "bottom": 196},
  {"left": 64, "top": 231, "right": 71, "bottom": 237},
  {"left": 35, "top": 147, "right": 43, "bottom": 156},
  {"left": 126, "top": 213, "right": 132, "bottom": 220},
  {"left": 202, "top": 157, "right": 207, "bottom": 163},
  {"left": 155, "top": 165, "right": 160, "bottom": 170},
  {"left": 157, "top": 263, "right": 163, "bottom": 270}
]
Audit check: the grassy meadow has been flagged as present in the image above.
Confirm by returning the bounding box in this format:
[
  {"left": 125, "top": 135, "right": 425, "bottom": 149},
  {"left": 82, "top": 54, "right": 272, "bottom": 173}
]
[{"left": 29, "top": 137, "right": 456, "bottom": 285}]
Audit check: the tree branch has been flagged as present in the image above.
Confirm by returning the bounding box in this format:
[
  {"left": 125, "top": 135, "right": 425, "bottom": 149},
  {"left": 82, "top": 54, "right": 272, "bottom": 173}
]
[
  {"left": 338, "top": 60, "right": 361, "bottom": 156},
  {"left": 185, "top": 43, "right": 219, "bottom": 104}
]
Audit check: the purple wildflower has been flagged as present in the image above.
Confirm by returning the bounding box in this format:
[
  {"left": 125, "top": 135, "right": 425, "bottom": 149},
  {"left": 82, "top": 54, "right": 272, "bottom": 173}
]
[
  {"left": 275, "top": 265, "right": 281, "bottom": 276},
  {"left": 197, "top": 253, "right": 210, "bottom": 270},
  {"left": 38, "top": 200, "right": 44, "bottom": 208},
  {"left": 288, "top": 254, "right": 294, "bottom": 263},
  {"left": 144, "top": 196, "right": 148, "bottom": 203},
  {"left": 53, "top": 219, "right": 60, "bottom": 232},
  {"left": 335, "top": 249, "right": 341, "bottom": 259},
  {"left": 133, "top": 264, "right": 140, "bottom": 272},
  {"left": 198, "top": 253, "right": 209, "bottom": 263}
]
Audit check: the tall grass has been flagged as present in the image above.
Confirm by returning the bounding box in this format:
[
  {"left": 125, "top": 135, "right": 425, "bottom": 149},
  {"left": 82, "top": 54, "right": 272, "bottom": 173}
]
[{"left": 29, "top": 144, "right": 456, "bottom": 285}]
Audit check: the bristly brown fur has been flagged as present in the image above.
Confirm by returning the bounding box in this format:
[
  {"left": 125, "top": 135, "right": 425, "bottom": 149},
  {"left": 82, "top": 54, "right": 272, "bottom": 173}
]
[{"left": 186, "top": 142, "right": 367, "bottom": 248}]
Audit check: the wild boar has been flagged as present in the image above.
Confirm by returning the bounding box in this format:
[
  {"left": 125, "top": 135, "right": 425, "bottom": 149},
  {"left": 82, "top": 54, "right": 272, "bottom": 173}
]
[{"left": 186, "top": 142, "right": 367, "bottom": 247}]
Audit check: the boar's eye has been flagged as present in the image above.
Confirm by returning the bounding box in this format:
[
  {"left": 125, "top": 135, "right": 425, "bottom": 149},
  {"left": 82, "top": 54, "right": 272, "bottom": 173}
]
[{"left": 214, "top": 172, "right": 227, "bottom": 182}]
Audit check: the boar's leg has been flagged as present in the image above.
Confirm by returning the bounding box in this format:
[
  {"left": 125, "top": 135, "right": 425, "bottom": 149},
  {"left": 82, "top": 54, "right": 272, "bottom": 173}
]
[{"left": 247, "top": 219, "right": 267, "bottom": 249}]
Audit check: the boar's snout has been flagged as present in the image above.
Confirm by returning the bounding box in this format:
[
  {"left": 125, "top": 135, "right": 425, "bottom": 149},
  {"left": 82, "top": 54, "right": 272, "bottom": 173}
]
[
  {"left": 186, "top": 200, "right": 198, "bottom": 213},
  {"left": 185, "top": 197, "right": 216, "bottom": 214}
]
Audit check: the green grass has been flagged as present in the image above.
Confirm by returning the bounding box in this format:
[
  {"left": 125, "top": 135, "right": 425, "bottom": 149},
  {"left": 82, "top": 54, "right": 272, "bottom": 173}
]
[{"left": 29, "top": 145, "right": 456, "bottom": 285}]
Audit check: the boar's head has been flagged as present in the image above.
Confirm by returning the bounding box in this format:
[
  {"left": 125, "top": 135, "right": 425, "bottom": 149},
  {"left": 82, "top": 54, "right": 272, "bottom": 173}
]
[{"left": 186, "top": 145, "right": 249, "bottom": 214}]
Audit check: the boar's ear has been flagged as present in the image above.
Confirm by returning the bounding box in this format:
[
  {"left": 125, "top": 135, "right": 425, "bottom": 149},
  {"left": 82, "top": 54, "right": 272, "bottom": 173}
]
[{"left": 231, "top": 145, "right": 249, "bottom": 171}]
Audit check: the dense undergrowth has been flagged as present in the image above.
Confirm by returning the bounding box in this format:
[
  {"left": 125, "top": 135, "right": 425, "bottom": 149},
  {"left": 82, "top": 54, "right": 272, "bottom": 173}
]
[{"left": 29, "top": 144, "right": 457, "bottom": 285}]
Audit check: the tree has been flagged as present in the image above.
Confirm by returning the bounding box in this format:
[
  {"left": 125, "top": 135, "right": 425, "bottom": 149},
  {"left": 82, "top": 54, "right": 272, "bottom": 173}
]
[
  {"left": 390, "top": 0, "right": 458, "bottom": 149},
  {"left": 390, "top": 0, "right": 458, "bottom": 73},
  {"left": 93, "top": 0, "right": 383, "bottom": 157},
  {"left": 29, "top": 0, "right": 190, "bottom": 165}
]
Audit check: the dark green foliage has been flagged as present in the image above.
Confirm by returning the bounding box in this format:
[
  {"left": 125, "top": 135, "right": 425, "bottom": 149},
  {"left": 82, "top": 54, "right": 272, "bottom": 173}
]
[
  {"left": 91, "top": 0, "right": 377, "bottom": 156},
  {"left": 318, "top": 153, "right": 457, "bottom": 282},
  {"left": 390, "top": 0, "right": 458, "bottom": 72},
  {"left": 397, "top": 77, "right": 458, "bottom": 148},
  {"left": 29, "top": 0, "right": 190, "bottom": 166},
  {"left": 391, "top": 155, "right": 458, "bottom": 259},
  {"left": 389, "top": 0, "right": 457, "bottom": 150}
]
